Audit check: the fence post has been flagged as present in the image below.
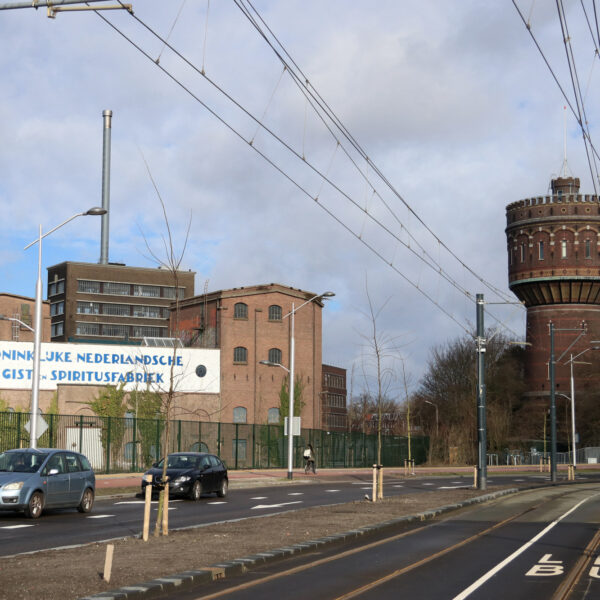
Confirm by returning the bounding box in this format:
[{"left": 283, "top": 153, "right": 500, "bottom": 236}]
[
  {"left": 132, "top": 416, "right": 138, "bottom": 473},
  {"left": 234, "top": 423, "right": 239, "bottom": 470},
  {"left": 78, "top": 415, "right": 84, "bottom": 454},
  {"left": 106, "top": 417, "right": 111, "bottom": 474}
]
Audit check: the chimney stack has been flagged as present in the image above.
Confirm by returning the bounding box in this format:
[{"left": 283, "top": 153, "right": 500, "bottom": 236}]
[{"left": 100, "top": 109, "right": 112, "bottom": 264}]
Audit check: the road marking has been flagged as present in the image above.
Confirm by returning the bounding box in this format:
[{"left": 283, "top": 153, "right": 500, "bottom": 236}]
[
  {"left": 288, "top": 492, "right": 304, "bottom": 496},
  {"left": 438, "top": 486, "right": 469, "bottom": 490},
  {"left": 1, "top": 524, "right": 34, "bottom": 529},
  {"left": 393, "top": 485, "right": 404, "bottom": 488},
  {"left": 250, "top": 496, "right": 267, "bottom": 500},
  {"left": 325, "top": 489, "right": 340, "bottom": 493},
  {"left": 87, "top": 515, "right": 114, "bottom": 519},
  {"left": 526, "top": 554, "right": 563, "bottom": 576},
  {"left": 207, "top": 502, "right": 227, "bottom": 505},
  {"left": 251, "top": 501, "right": 303, "bottom": 510},
  {"left": 422, "top": 483, "right": 434, "bottom": 486},
  {"left": 452, "top": 492, "right": 599, "bottom": 599},
  {"left": 513, "top": 479, "right": 525, "bottom": 482},
  {"left": 590, "top": 555, "right": 600, "bottom": 578}
]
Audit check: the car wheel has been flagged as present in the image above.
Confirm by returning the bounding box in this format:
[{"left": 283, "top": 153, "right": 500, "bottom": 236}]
[
  {"left": 77, "top": 488, "right": 94, "bottom": 513},
  {"left": 24, "top": 491, "right": 43, "bottom": 519},
  {"left": 217, "top": 478, "right": 228, "bottom": 498},
  {"left": 189, "top": 480, "right": 202, "bottom": 501}
]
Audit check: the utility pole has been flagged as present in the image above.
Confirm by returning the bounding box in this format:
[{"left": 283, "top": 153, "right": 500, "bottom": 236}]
[{"left": 476, "top": 294, "right": 486, "bottom": 490}]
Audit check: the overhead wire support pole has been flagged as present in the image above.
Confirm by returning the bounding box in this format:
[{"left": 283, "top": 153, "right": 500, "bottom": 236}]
[
  {"left": 476, "top": 294, "right": 486, "bottom": 491},
  {"left": 0, "top": 0, "right": 121, "bottom": 9}
]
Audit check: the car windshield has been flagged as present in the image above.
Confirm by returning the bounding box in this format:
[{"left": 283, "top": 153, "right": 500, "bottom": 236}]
[
  {"left": 0, "top": 451, "right": 44, "bottom": 473},
  {"left": 157, "top": 455, "right": 200, "bottom": 469}
]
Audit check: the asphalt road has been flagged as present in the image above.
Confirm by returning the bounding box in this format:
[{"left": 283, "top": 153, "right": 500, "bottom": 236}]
[
  {"left": 172, "top": 483, "right": 600, "bottom": 600},
  {"left": 1, "top": 472, "right": 597, "bottom": 557}
]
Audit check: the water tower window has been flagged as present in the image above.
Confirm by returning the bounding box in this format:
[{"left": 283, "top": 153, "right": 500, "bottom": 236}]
[
  {"left": 538, "top": 241, "right": 544, "bottom": 260},
  {"left": 561, "top": 240, "right": 568, "bottom": 259},
  {"left": 585, "top": 239, "right": 591, "bottom": 259}
]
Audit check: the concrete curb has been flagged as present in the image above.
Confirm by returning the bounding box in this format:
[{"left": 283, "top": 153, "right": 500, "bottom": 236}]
[{"left": 78, "top": 487, "right": 518, "bottom": 599}]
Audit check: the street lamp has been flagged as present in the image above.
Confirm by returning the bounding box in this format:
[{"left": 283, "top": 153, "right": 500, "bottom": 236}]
[
  {"left": 260, "top": 291, "right": 335, "bottom": 480},
  {"left": 424, "top": 400, "right": 438, "bottom": 436},
  {"left": 24, "top": 207, "right": 106, "bottom": 448}
]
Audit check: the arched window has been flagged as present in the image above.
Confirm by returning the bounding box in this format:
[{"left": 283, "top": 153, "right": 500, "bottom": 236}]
[
  {"left": 233, "top": 346, "right": 248, "bottom": 363},
  {"left": 585, "top": 239, "right": 592, "bottom": 259},
  {"left": 234, "top": 302, "right": 248, "bottom": 319},
  {"left": 538, "top": 241, "right": 544, "bottom": 260},
  {"left": 268, "top": 305, "right": 282, "bottom": 321},
  {"left": 561, "top": 239, "right": 568, "bottom": 259},
  {"left": 268, "top": 348, "right": 282, "bottom": 364},
  {"left": 267, "top": 407, "right": 280, "bottom": 424},
  {"left": 233, "top": 406, "right": 247, "bottom": 424}
]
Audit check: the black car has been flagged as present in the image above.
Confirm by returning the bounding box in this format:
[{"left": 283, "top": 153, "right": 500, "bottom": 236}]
[{"left": 141, "top": 452, "right": 228, "bottom": 500}]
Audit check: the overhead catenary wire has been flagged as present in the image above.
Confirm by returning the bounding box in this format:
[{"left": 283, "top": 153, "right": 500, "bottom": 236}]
[{"left": 93, "top": 1, "right": 522, "bottom": 338}]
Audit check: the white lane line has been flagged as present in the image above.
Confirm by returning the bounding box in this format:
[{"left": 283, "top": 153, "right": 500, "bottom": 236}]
[
  {"left": 453, "top": 492, "right": 600, "bottom": 599},
  {"left": 422, "top": 483, "right": 434, "bottom": 486},
  {"left": 288, "top": 492, "right": 304, "bottom": 496},
  {"left": 361, "top": 487, "right": 372, "bottom": 490},
  {"left": 250, "top": 496, "right": 267, "bottom": 500},
  {"left": 87, "top": 515, "right": 114, "bottom": 519},
  {"left": 207, "top": 502, "right": 227, "bottom": 505},
  {"left": 325, "top": 489, "right": 340, "bottom": 493},
  {"left": 1, "top": 524, "right": 34, "bottom": 529},
  {"left": 251, "top": 501, "right": 303, "bottom": 510},
  {"left": 393, "top": 485, "right": 404, "bottom": 488},
  {"left": 513, "top": 479, "right": 525, "bottom": 482},
  {"left": 438, "top": 486, "right": 469, "bottom": 490}
]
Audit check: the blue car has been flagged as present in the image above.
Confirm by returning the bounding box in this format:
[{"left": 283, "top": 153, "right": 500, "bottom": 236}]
[{"left": 0, "top": 448, "right": 95, "bottom": 519}]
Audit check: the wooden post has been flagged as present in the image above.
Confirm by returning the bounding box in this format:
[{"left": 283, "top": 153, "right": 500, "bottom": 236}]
[
  {"left": 162, "top": 482, "right": 169, "bottom": 535},
  {"left": 142, "top": 475, "right": 152, "bottom": 542},
  {"left": 473, "top": 465, "right": 477, "bottom": 488},
  {"left": 103, "top": 544, "right": 114, "bottom": 582},
  {"left": 378, "top": 466, "right": 384, "bottom": 500},
  {"left": 372, "top": 464, "right": 377, "bottom": 503},
  {"left": 539, "top": 457, "right": 543, "bottom": 473}
]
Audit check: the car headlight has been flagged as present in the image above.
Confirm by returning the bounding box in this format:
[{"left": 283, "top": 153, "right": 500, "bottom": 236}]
[
  {"left": 173, "top": 476, "right": 191, "bottom": 483},
  {"left": 3, "top": 482, "right": 24, "bottom": 491}
]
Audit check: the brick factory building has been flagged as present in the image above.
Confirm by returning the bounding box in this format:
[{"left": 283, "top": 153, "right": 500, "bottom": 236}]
[
  {"left": 0, "top": 293, "right": 50, "bottom": 343},
  {"left": 506, "top": 175, "right": 600, "bottom": 398},
  {"left": 177, "top": 283, "right": 344, "bottom": 429}
]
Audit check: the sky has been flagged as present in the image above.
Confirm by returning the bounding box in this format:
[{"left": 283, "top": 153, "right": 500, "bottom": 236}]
[{"left": 0, "top": 0, "right": 598, "bottom": 399}]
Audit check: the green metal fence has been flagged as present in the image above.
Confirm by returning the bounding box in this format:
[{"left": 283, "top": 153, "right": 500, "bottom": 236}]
[{"left": 0, "top": 412, "right": 429, "bottom": 473}]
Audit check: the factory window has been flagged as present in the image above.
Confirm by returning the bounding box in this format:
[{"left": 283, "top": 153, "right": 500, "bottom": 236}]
[
  {"left": 50, "top": 301, "right": 64, "bottom": 316},
  {"left": 268, "top": 305, "right": 282, "bottom": 321},
  {"left": 133, "top": 285, "right": 160, "bottom": 298},
  {"left": 76, "top": 322, "right": 100, "bottom": 336},
  {"left": 78, "top": 280, "right": 101, "bottom": 294},
  {"left": 233, "top": 346, "right": 248, "bottom": 364},
  {"left": 132, "top": 326, "right": 164, "bottom": 338},
  {"left": 103, "top": 324, "right": 129, "bottom": 338},
  {"left": 77, "top": 301, "right": 100, "bottom": 315},
  {"left": 233, "top": 406, "right": 247, "bottom": 424},
  {"left": 561, "top": 240, "right": 568, "bottom": 259},
  {"left": 585, "top": 239, "right": 592, "bottom": 259},
  {"left": 268, "top": 348, "right": 282, "bottom": 364},
  {"left": 267, "top": 408, "right": 280, "bottom": 424},
  {"left": 103, "top": 303, "right": 129, "bottom": 316},
  {"left": 104, "top": 282, "right": 130, "bottom": 296},
  {"left": 234, "top": 303, "right": 248, "bottom": 319},
  {"left": 538, "top": 241, "right": 544, "bottom": 260},
  {"left": 50, "top": 322, "right": 64, "bottom": 338},
  {"left": 49, "top": 280, "right": 65, "bottom": 296}
]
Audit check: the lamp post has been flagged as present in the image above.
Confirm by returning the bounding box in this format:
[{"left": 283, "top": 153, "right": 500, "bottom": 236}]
[
  {"left": 424, "top": 400, "right": 438, "bottom": 436},
  {"left": 260, "top": 291, "right": 334, "bottom": 479},
  {"left": 24, "top": 207, "right": 106, "bottom": 448}
]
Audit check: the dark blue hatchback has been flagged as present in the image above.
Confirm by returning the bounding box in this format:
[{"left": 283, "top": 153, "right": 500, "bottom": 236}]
[{"left": 0, "top": 448, "right": 95, "bottom": 519}]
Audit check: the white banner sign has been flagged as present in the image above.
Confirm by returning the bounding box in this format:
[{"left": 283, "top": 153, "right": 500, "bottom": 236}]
[{"left": 0, "top": 341, "right": 220, "bottom": 394}]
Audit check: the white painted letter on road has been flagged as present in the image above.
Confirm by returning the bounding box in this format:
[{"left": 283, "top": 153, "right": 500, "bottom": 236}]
[{"left": 526, "top": 554, "right": 564, "bottom": 576}]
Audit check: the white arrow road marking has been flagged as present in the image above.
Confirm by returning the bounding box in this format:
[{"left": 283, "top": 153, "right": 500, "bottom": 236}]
[
  {"left": 86, "top": 515, "right": 115, "bottom": 519},
  {"left": 1, "top": 524, "right": 34, "bottom": 529},
  {"left": 251, "top": 501, "right": 303, "bottom": 510}
]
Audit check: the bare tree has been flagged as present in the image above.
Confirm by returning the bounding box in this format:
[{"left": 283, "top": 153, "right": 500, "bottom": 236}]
[{"left": 138, "top": 153, "right": 192, "bottom": 537}]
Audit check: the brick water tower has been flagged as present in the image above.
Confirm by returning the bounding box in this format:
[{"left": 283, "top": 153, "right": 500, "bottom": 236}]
[{"left": 506, "top": 175, "right": 600, "bottom": 398}]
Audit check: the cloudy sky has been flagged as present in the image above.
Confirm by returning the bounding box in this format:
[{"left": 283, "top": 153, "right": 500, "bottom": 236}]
[{"left": 0, "top": 0, "right": 598, "bottom": 397}]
